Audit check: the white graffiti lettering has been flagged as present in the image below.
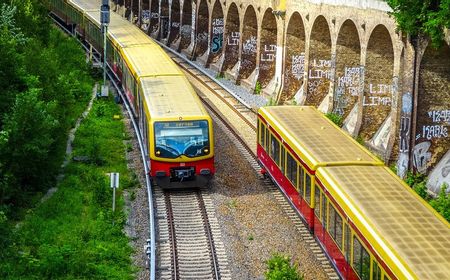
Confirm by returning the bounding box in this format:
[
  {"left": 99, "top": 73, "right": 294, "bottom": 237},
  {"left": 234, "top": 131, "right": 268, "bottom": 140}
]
[
  {"left": 291, "top": 54, "right": 305, "bottom": 80},
  {"left": 413, "top": 141, "right": 432, "bottom": 174},
  {"left": 369, "top": 83, "right": 392, "bottom": 95},
  {"left": 260, "top": 44, "right": 276, "bottom": 62},
  {"left": 362, "top": 96, "right": 392, "bottom": 106},
  {"left": 227, "top": 32, "right": 240, "bottom": 46},
  {"left": 243, "top": 36, "right": 257, "bottom": 54},
  {"left": 422, "top": 125, "right": 449, "bottom": 140},
  {"left": 428, "top": 110, "right": 450, "bottom": 124}
]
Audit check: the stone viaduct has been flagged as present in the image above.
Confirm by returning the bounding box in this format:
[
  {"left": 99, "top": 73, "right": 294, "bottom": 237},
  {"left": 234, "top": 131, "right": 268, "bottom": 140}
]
[{"left": 111, "top": 0, "right": 450, "bottom": 193}]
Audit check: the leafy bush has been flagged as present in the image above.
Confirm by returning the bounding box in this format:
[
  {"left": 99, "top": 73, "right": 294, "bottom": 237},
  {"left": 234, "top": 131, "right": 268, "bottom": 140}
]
[
  {"left": 430, "top": 183, "right": 450, "bottom": 221},
  {"left": 325, "top": 112, "right": 343, "bottom": 127},
  {"left": 265, "top": 253, "right": 303, "bottom": 280},
  {"left": 255, "top": 80, "right": 262, "bottom": 95}
]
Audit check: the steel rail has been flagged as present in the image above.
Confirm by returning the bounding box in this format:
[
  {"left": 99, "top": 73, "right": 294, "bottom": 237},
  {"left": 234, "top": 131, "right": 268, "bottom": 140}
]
[
  {"left": 196, "top": 191, "right": 221, "bottom": 280},
  {"left": 49, "top": 12, "right": 156, "bottom": 280}
]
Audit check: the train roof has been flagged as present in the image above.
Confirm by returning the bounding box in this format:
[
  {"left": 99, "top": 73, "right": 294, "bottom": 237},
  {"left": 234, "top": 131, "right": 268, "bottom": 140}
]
[
  {"left": 316, "top": 165, "right": 450, "bottom": 279},
  {"left": 69, "top": 0, "right": 100, "bottom": 12},
  {"left": 85, "top": 10, "right": 153, "bottom": 48},
  {"left": 140, "top": 75, "right": 209, "bottom": 120},
  {"left": 258, "top": 106, "right": 382, "bottom": 170},
  {"left": 121, "top": 45, "right": 183, "bottom": 80}
]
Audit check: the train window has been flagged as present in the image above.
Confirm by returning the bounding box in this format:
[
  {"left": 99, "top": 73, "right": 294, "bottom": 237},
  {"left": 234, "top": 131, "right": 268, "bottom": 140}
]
[
  {"left": 264, "top": 126, "right": 269, "bottom": 151},
  {"left": 305, "top": 174, "right": 311, "bottom": 205},
  {"left": 321, "top": 191, "right": 327, "bottom": 230},
  {"left": 286, "top": 152, "right": 297, "bottom": 187},
  {"left": 270, "top": 134, "right": 280, "bottom": 166},
  {"left": 314, "top": 186, "right": 321, "bottom": 218},
  {"left": 259, "top": 120, "right": 264, "bottom": 146},
  {"left": 305, "top": 174, "right": 312, "bottom": 204},
  {"left": 281, "top": 146, "right": 285, "bottom": 172},
  {"left": 299, "top": 168, "right": 304, "bottom": 197},
  {"left": 329, "top": 205, "right": 343, "bottom": 250},
  {"left": 353, "top": 236, "right": 370, "bottom": 280},
  {"left": 344, "top": 224, "right": 350, "bottom": 261},
  {"left": 372, "top": 261, "right": 381, "bottom": 280}
]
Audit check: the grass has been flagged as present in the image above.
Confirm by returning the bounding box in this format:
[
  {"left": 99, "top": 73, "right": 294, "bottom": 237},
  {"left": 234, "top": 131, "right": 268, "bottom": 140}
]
[{"left": 0, "top": 96, "right": 136, "bottom": 279}]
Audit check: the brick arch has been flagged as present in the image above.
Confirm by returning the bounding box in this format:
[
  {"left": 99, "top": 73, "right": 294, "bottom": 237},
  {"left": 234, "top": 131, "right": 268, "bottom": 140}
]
[
  {"left": 259, "top": 8, "right": 277, "bottom": 88},
  {"left": 360, "top": 24, "right": 394, "bottom": 141},
  {"left": 194, "top": 0, "right": 209, "bottom": 58},
  {"left": 221, "top": 2, "right": 240, "bottom": 73},
  {"left": 208, "top": 0, "right": 224, "bottom": 64},
  {"left": 415, "top": 44, "right": 450, "bottom": 174},
  {"left": 238, "top": 5, "right": 258, "bottom": 81},
  {"left": 282, "top": 11, "right": 306, "bottom": 103},
  {"left": 168, "top": 0, "right": 181, "bottom": 44},
  {"left": 180, "top": 0, "right": 192, "bottom": 50},
  {"left": 306, "top": 15, "right": 332, "bottom": 107},
  {"left": 334, "top": 19, "right": 361, "bottom": 119}
]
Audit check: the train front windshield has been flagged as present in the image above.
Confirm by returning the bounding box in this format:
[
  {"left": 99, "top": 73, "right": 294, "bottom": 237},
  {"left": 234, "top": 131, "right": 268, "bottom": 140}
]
[{"left": 154, "top": 120, "right": 210, "bottom": 159}]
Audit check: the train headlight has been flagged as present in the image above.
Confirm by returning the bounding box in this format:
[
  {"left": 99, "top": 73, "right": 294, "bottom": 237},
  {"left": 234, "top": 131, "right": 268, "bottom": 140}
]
[
  {"left": 156, "top": 150, "right": 161, "bottom": 155},
  {"left": 203, "top": 148, "right": 209, "bottom": 154}
]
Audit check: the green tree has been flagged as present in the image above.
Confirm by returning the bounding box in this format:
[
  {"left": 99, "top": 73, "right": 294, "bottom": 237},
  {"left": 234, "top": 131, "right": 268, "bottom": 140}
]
[
  {"left": 385, "top": 0, "right": 450, "bottom": 47},
  {"left": 0, "top": 4, "right": 27, "bottom": 126},
  {"left": 0, "top": 89, "right": 59, "bottom": 198}
]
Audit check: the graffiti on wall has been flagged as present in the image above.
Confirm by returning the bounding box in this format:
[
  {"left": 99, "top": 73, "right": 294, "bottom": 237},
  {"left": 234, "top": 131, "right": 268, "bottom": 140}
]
[
  {"left": 427, "top": 150, "right": 450, "bottom": 194},
  {"left": 397, "top": 92, "right": 412, "bottom": 178},
  {"left": 243, "top": 36, "right": 257, "bottom": 54},
  {"left": 227, "top": 32, "right": 240, "bottom": 46},
  {"left": 363, "top": 83, "right": 393, "bottom": 106},
  {"left": 420, "top": 110, "right": 450, "bottom": 140},
  {"left": 333, "top": 66, "right": 362, "bottom": 116},
  {"left": 307, "top": 58, "right": 332, "bottom": 94},
  {"left": 291, "top": 53, "right": 305, "bottom": 80},
  {"left": 211, "top": 18, "right": 224, "bottom": 53},
  {"left": 413, "top": 141, "right": 432, "bottom": 174},
  {"left": 261, "top": 44, "right": 277, "bottom": 62}
]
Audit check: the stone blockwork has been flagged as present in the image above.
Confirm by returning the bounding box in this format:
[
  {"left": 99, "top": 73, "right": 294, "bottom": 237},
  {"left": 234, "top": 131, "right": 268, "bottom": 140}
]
[{"left": 114, "top": 0, "right": 450, "bottom": 192}]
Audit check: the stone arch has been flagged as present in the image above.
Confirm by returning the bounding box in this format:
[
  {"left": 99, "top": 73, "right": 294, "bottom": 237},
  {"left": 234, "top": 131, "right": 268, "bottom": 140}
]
[
  {"left": 159, "top": 0, "right": 170, "bottom": 39},
  {"left": 334, "top": 19, "right": 361, "bottom": 119},
  {"left": 194, "top": 0, "right": 209, "bottom": 58},
  {"left": 282, "top": 12, "right": 305, "bottom": 103},
  {"left": 259, "top": 8, "right": 277, "bottom": 89},
  {"left": 222, "top": 3, "right": 240, "bottom": 74},
  {"left": 415, "top": 44, "right": 450, "bottom": 174},
  {"left": 180, "top": 0, "right": 192, "bottom": 50},
  {"left": 238, "top": 5, "right": 258, "bottom": 81},
  {"left": 149, "top": 0, "right": 159, "bottom": 35},
  {"left": 168, "top": 0, "right": 181, "bottom": 44},
  {"left": 306, "top": 15, "right": 332, "bottom": 107},
  {"left": 208, "top": 0, "right": 224, "bottom": 64},
  {"left": 360, "top": 24, "right": 394, "bottom": 141}
]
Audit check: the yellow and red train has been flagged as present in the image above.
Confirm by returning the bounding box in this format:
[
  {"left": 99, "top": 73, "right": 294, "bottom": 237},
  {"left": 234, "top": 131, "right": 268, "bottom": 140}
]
[
  {"left": 49, "top": 0, "right": 214, "bottom": 188},
  {"left": 258, "top": 106, "right": 450, "bottom": 280}
]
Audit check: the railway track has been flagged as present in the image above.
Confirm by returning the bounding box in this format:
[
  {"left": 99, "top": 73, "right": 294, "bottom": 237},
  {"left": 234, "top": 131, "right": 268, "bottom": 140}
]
[
  {"left": 155, "top": 187, "right": 231, "bottom": 280},
  {"left": 155, "top": 42, "right": 340, "bottom": 280}
]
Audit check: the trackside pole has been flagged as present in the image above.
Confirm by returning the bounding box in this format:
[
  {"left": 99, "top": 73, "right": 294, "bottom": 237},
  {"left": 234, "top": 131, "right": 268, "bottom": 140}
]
[
  {"left": 110, "top": 172, "right": 119, "bottom": 224},
  {"left": 101, "top": 0, "right": 110, "bottom": 97}
]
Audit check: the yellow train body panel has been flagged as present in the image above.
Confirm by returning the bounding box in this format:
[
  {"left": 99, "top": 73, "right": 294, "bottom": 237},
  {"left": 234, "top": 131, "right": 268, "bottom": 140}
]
[
  {"left": 140, "top": 76, "right": 213, "bottom": 163},
  {"left": 316, "top": 165, "right": 450, "bottom": 279},
  {"left": 258, "top": 106, "right": 382, "bottom": 170},
  {"left": 121, "top": 45, "right": 183, "bottom": 80}
]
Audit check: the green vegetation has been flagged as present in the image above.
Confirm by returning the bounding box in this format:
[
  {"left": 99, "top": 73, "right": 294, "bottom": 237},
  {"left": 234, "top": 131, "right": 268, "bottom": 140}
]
[
  {"left": 0, "top": 1, "right": 136, "bottom": 278},
  {"left": 255, "top": 80, "right": 262, "bottom": 95},
  {"left": 325, "top": 112, "right": 343, "bottom": 127},
  {"left": 385, "top": 0, "right": 450, "bottom": 47},
  {"left": 0, "top": 97, "right": 136, "bottom": 279},
  {"left": 0, "top": 1, "right": 93, "bottom": 215},
  {"left": 265, "top": 254, "right": 304, "bottom": 280},
  {"left": 266, "top": 97, "right": 277, "bottom": 106},
  {"left": 402, "top": 171, "right": 450, "bottom": 222},
  {"left": 215, "top": 72, "right": 225, "bottom": 79}
]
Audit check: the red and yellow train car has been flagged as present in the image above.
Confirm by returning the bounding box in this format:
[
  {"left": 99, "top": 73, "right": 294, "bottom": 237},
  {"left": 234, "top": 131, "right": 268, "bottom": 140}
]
[
  {"left": 257, "top": 106, "right": 450, "bottom": 279},
  {"left": 257, "top": 106, "right": 382, "bottom": 229},
  {"left": 49, "top": 0, "right": 215, "bottom": 188}
]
